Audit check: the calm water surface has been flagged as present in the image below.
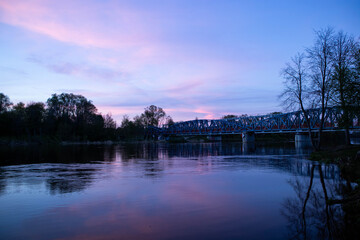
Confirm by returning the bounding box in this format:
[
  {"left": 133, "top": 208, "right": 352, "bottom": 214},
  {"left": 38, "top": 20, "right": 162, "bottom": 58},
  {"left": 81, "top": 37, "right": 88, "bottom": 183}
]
[{"left": 0, "top": 143, "right": 344, "bottom": 240}]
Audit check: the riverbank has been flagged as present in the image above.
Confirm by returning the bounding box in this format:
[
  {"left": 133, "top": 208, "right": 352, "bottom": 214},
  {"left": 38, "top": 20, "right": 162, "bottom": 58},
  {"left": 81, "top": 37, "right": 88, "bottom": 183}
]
[
  {"left": 310, "top": 145, "right": 360, "bottom": 238},
  {"left": 310, "top": 145, "right": 360, "bottom": 162},
  {"left": 0, "top": 137, "right": 152, "bottom": 146},
  {"left": 309, "top": 145, "right": 360, "bottom": 187}
]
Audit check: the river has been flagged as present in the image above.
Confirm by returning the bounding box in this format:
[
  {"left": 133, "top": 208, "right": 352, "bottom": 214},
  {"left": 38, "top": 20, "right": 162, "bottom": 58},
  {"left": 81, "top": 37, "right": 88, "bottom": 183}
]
[{"left": 0, "top": 142, "right": 347, "bottom": 239}]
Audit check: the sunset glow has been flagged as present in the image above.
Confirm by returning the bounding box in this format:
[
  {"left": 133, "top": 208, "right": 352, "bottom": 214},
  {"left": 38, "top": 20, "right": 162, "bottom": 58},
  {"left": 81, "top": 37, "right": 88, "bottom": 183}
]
[{"left": 1, "top": 0, "right": 359, "bottom": 122}]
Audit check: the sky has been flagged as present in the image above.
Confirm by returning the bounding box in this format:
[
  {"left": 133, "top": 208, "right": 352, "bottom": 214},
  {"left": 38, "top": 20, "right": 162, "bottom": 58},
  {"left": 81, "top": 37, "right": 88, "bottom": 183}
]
[{"left": 0, "top": 0, "right": 359, "bottom": 123}]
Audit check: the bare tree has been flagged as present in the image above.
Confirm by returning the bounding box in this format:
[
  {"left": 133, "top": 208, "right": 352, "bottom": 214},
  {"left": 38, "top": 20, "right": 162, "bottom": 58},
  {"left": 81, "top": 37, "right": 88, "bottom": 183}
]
[
  {"left": 281, "top": 28, "right": 360, "bottom": 149},
  {"left": 280, "top": 53, "right": 318, "bottom": 149},
  {"left": 307, "top": 27, "right": 335, "bottom": 150},
  {"left": 331, "top": 31, "right": 358, "bottom": 145},
  {"left": 353, "top": 42, "right": 360, "bottom": 104}
]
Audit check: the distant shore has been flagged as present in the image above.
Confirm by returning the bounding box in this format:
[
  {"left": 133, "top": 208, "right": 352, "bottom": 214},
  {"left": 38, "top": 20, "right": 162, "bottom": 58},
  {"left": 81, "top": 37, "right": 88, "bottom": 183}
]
[{"left": 0, "top": 138, "right": 147, "bottom": 146}]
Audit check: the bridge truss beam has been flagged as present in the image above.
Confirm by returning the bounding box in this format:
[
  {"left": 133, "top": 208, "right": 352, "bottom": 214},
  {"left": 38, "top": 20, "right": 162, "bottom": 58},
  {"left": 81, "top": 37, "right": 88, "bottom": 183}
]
[{"left": 148, "top": 107, "right": 360, "bottom": 136}]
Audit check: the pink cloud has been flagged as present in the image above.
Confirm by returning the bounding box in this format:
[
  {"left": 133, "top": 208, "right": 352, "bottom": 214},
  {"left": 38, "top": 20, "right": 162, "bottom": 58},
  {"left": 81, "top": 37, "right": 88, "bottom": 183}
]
[
  {"left": 0, "top": 0, "right": 155, "bottom": 50},
  {"left": 0, "top": 0, "right": 245, "bottom": 78},
  {"left": 165, "top": 107, "right": 217, "bottom": 121},
  {"left": 95, "top": 105, "right": 217, "bottom": 123},
  {"left": 0, "top": 0, "right": 246, "bottom": 67},
  {"left": 193, "top": 108, "right": 216, "bottom": 119},
  {"left": 0, "top": 0, "right": 280, "bottom": 121},
  {"left": 96, "top": 105, "right": 142, "bottom": 116}
]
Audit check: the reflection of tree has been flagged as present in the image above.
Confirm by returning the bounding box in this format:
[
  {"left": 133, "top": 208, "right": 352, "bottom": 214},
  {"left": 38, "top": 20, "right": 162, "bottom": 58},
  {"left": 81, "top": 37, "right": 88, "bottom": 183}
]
[
  {"left": 0, "top": 168, "right": 6, "bottom": 195},
  {"left": 282, "top": 164, "right": 344, "bottom": 240},
  {"left": 0, "top": 145, "right": 119, "bottom": 195},
  {"left": 119, "top": 143, "right": 164, "bottom": 178},
  {"left": 115, "top": 142, "right": 310, "bottom": 162},
  {"left": 120, "top": 142, "right": 160, "bottom": 161},
  {"left": 46, "top": 167, "right": 98, "bottom": 194},
  {"left": 116, "top": 143, "right": 323, "bottom": 179},
  {"left": 103, "top": 145, "right": 116, "bottom": 162},
  {"left": 0, "top": 145, "right": 118, "bottom": 166}
]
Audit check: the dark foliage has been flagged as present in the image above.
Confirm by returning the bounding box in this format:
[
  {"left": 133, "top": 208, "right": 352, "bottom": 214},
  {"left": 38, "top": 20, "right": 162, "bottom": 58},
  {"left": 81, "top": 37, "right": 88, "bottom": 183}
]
[
  {"left": 0, "top": 93, "right": 171, "bottom": 142},
  {"left": 117, "top": 105, "right": 172, "bottom": 141},
  {"left": 0, "top": 93, "right": 117, "bottom": 142}
]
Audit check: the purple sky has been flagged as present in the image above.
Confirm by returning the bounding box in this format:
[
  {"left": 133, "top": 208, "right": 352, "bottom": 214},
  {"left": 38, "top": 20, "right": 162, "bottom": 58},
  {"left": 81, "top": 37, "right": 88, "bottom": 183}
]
[{"left": 1, "top": 0, "right": 359, "bottom": 122}]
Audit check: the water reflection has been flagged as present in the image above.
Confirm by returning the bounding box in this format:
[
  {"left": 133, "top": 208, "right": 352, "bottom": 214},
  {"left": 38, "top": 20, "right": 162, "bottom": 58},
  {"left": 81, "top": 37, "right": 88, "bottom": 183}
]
[
  {"left": 0, "top": 164, "right": 101, "bottom": 195},
  {"left": 282, "top": 164, "right": 346, "bottom": 239},
  {"left": 0, "top": 145, "right": 117, "bottom": 195},
  {"left": 0, "top": 142, "right": 314, "bottom": 196},
  {"left": 0, "top": 168, "right": 5, "bottom": 195},
  {"left": 0, "top": 145, "right": 117, "bottom": 166},
  {"left": 46, "top": 167, "right": 98, "bottom": 194},
  {"left": 0, "top": 142, "right": 350, "bottom": 239},
  {"left": 1, "top": 142, "right": 308, "bottom": 165}
]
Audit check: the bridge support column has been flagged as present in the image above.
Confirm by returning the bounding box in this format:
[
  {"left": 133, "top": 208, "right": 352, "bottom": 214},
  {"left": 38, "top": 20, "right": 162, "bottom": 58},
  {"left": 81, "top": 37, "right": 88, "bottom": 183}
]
[
  {"left": 295, "top": 132, "right": 312, "bottom": 148},
  {"left": 242, "top": 131, "right": 255, "bottom": 143}
]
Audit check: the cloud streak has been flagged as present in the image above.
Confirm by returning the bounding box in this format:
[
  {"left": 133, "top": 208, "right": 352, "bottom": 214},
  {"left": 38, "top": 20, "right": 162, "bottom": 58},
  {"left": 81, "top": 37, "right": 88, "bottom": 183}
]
[
  {"left": 0, "top": 0, "right": 152, "bottom": 50},
  {"left": 27, "top": 54, "right": 124, "bottom": 81}
]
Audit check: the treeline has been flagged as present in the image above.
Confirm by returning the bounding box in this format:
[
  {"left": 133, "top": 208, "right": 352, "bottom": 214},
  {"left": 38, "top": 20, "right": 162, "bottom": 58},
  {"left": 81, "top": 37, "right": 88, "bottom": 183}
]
[
  {"left": 280, "top": 27, "right": 360, "bottom": 150},
  {"left": 118, "top": 105, "right": 173, "bottom": 140},
  {"left": 0, "top": 93, "right": 173, "bottom": 143}
]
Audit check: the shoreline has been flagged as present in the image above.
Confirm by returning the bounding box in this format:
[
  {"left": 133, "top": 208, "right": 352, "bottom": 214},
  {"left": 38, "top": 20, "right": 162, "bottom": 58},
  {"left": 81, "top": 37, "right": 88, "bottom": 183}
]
[{"left": 310, "top": 145, "right": 360, "bottom": 237}]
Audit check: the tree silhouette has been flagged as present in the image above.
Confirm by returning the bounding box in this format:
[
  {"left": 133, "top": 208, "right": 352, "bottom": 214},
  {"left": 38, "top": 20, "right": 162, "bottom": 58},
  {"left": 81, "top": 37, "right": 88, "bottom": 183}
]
[{"left": 0, "top": 93, "right": 12, "bottom": 113}]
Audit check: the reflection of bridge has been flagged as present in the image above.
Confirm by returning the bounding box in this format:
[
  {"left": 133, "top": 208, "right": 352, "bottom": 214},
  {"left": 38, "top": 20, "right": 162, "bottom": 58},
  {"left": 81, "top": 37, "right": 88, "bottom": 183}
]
[{"left": 149, "top": 107, "right": 360, "bottom": 140}]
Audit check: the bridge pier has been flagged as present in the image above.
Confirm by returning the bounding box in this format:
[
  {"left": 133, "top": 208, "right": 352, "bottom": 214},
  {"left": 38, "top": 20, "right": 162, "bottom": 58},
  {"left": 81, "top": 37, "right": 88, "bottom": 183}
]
[
  {"left": 242, "top": 131, "right": 255, "bottom": 143},
  {"left": 295, "top": 132, "right": 312, "bottom": 148}
]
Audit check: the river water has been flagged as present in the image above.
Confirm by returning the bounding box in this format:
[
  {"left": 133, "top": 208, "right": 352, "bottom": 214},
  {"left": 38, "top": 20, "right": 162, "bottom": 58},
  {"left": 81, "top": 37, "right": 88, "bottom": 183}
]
[{"left": 0, "top": 142, "right": 346, "bottom": 239}]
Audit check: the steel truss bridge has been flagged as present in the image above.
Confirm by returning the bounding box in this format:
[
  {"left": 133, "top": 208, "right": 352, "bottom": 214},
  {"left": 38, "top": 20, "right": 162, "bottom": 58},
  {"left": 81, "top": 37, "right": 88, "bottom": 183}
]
[{"left": 148, "top": 107, "right": 360, "bottom": 137}]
